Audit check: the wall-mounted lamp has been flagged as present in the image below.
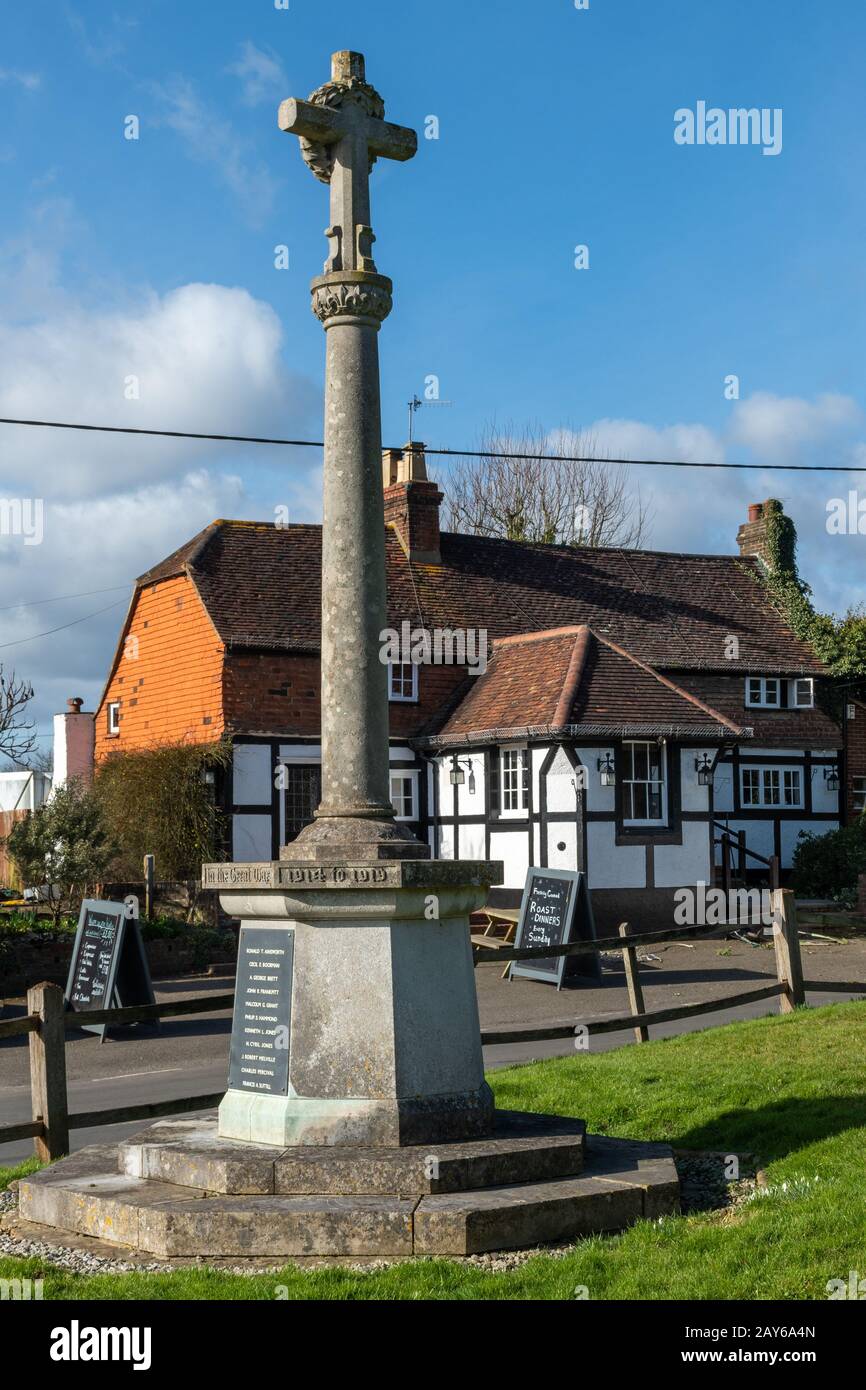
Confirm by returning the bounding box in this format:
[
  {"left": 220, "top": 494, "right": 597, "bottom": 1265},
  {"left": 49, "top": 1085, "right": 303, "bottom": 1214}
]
[
  {"left": 824, "top": 765, "right": 840, "bottom": 792},
  {"left": 450, "top": 755, "right": 476, "bottom": 794},
  {"left": 597, "top": 752, "right": 616, "bottom": 787},
  {"left": 695, "top": 753, "right": 714, "bottom": 787}
]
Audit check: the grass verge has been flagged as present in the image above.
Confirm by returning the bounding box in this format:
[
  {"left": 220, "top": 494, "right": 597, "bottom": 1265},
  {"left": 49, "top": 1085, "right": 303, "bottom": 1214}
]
[{"left": 2, "top": 1002, "right": 865, "bottom": 1299}]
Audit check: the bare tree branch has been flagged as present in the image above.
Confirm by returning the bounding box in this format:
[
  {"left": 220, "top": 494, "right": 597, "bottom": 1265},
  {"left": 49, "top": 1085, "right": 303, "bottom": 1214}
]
[
  {"left": 0, "top": 666, "right": 37, "bottom": 763},
  {"left": 438, "top": 421, "right": 652, "bottom": 549}
]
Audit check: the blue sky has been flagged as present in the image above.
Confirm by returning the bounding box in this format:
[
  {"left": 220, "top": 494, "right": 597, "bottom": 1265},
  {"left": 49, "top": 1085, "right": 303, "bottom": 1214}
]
[{"left": 0, "top": 0, "right": 864, "bottom": 746}]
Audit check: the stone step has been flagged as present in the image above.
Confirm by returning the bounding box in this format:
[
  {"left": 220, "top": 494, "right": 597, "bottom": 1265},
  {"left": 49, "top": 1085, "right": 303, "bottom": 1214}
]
[
  {"left": 18, "top": 1129, "right": 680, "bottom": 1259},
  {"left": 414, "top": 1137, "right": 681, "bottom": 1254},
  {"left": 19, "top": 1147, "right": 416, "bottom": 1258},
  {"left": 117, "top": 1109, "right": 587, "bottom": 1197}
]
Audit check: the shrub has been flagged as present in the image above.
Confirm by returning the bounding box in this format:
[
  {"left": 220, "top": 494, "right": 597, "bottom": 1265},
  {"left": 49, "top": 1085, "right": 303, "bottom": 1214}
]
[
  {"left": 3, "top": 779, "right": 116, "bottom": 924},
  {"left": 93, "top": 740, "right": 232, "bottom": 884},
  {"left": 791, "top": 819, "right": 866, "bottom": 903}
]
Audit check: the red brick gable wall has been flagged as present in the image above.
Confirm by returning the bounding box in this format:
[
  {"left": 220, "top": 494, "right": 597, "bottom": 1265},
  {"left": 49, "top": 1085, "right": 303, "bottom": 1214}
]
[
  {"left": 223, "top": 649, "right": 467, "bottom": 738},
  {"left": 95, "top": 576, "right": 225, "bottom": 759}
]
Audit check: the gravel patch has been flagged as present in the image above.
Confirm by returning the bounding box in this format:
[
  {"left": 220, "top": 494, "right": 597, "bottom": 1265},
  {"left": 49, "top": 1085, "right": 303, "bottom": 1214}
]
[{"left": 674, "top": 1152, "right": 759, "bottom": 1213}]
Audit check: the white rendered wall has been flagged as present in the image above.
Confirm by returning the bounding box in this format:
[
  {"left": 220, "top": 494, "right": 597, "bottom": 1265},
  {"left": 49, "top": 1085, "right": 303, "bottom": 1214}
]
[
  {"left": 232, "top": 814, "right": 272, "bottom": 862},
  {"left": 586, "top": 822, "right": 645, "bottom": 889},
  {"left": 546, "top": 822, "right": 578, "bottom": 869},
  {"left": 581, "top": 747, "right": 616, "bottom": 816},
  {"left": 681, "top": 750, "right": 713, "bottom": 814},
  {"left": 654, "top": 822, "right": 711, "bottom": 888},
  {"left": 233, "top": 743, "right": 272, "bottom": 805},
  {"left": 546, "top": 747, "right": 578, "bottom": 812},
  {"left": 489, "top": 828, "right": 529, "bottom": 889}
]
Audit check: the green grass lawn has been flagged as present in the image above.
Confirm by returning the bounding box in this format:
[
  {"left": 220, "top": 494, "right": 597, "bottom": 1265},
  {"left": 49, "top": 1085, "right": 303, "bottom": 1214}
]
[{"left": 3, "top": 1001, "right": 866, "bottom": 1300}]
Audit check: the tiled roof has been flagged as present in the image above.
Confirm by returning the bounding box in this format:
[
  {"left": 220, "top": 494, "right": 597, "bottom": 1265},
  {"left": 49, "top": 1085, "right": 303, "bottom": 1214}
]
[
  {"left": 426, "top": 626, "right": 747, "bottom": 744},
  {"left": 136, "top": 519, "right": 825, "bottom": 674}
]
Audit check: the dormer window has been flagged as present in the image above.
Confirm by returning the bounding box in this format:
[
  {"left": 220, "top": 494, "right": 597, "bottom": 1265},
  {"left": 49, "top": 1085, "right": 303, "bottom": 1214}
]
[
  {"left": 746, "top": 677, "right": 781, "bottom": 708},
  {"left": 790, "top": 677, "right": 814, "bottom": 709}
]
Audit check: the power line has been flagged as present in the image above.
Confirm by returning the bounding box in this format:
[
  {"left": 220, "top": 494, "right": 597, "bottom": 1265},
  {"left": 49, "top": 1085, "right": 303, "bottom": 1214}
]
[
  {"left": 0, "top": 584, "right": 130, "bottom": 613},
  {"left": 0, "top": 599, "right": 127, "bottom": 652},
  {"left": 0, "top": 416, "right": 323, "bottom": 449},
  {"left": 0, "top": 415, "right": 864, "bottom": 474}
]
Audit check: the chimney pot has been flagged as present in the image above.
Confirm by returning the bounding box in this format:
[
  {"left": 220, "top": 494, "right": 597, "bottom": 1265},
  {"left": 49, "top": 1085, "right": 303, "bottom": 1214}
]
[{"left": 67, "top": 697, "right": 84, "bottom": 714}]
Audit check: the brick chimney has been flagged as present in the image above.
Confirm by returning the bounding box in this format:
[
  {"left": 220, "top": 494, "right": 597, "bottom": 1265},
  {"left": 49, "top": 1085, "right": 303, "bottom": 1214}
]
[
  {"left": 52, "top": 696, "right": 95, "bottom": 789},
  {"left": 382, "top": 442, "right": 443, "bottom": 564},
  {"left": 736, "top": 499, "right": 776, "bottom": 567}
]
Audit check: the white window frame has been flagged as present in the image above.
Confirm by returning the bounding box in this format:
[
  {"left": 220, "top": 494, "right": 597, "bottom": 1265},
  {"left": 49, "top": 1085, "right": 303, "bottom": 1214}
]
[
  {"left": 789, "top": 677, "right": 814, "bottom": 709},
  {"left": 388, "top": 661, "right": 418, "bottom": 703},
  {"left": 740, "top": 764, "right": 804, "bottom": 809},
  {"left": 390, "top": 770, "right": 419, "bottom": 822},
  {"left": 622, "top": 740, "right": 667, "bottom": 827},
  {"left": 499, "top": 746, "right": 528, "bottom": 818},
  {"left": 746, "top": 677, "right": 782, "bottom": 709},
  {"left": 852, "top": 777, "right": 866, "bottom": 814},
  {"left": 107, "top": 701, "right": 120, "bottom": 734}
]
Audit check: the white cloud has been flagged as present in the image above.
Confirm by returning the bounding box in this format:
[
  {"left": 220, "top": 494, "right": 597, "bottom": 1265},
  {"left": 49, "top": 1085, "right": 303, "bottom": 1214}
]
[
  {"left": 577, "top": 418, "right": 726, "bottom": 467},
  {"left": 227, "top": 42, "right": 287, "bottom": 107},
  {"left": 0, "top": 69, "right": 41, "bottom": 91},
  {"left": 728, "top": 391, "right": 862, "bottom": 465},
  {"left": 0, "top": 280, "right": 319, "bottom": 498},
  {"left": 0, "top": 471, "right": 252, "bottom": 732},
  {"left": 0, "top": 235, "right": 321, "bottom": 736},
  {"left": 553, "top": 401, "right": 866, "bottom": 617},
  {"left": 63, "top": 6, "right": 137, "bottom": 68},
  {"left": 153, "top": 76, "right": 280, "bottom": 224}
]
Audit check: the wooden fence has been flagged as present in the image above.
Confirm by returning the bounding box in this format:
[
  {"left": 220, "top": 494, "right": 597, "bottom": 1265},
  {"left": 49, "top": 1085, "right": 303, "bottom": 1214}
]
[
  {"left": 1, "top": 889, "right": 863, "bottom": 1161},
  {"left": 0, "top": 810, "right": 26, "bottom": 890}
]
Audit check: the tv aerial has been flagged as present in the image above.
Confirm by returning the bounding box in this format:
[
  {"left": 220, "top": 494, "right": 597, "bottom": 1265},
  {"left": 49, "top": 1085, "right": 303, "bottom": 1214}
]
[{"left": 407, "top": 393, "right": 453, "bottom": 445}]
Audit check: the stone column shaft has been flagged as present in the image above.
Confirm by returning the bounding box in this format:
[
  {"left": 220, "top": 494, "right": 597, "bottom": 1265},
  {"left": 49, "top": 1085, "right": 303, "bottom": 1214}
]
[{"left": 319, "top": 316, "right": 391, "bottom": 818}]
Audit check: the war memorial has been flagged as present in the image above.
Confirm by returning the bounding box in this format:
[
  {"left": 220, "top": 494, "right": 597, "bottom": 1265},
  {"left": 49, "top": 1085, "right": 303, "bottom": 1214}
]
[{"left": 17, "top": 52, "right": 679, "bottom": 1261}]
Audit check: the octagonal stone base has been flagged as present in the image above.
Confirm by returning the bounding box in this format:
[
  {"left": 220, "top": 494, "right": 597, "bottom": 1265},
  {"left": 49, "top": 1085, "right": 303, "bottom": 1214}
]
[{"left": 15, "top": 1112, "right": 680, "bottom": 1259}]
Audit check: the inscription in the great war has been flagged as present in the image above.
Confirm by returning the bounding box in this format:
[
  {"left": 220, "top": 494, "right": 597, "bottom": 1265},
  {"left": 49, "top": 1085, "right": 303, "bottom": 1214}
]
[{"left": 227, "top": 927, "right": 294, "bottom": 1096}]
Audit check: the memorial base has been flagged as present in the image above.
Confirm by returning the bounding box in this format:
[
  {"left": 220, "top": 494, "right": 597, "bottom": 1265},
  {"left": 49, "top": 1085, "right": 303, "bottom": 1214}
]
[
  {"left": 203, "top": 858, "right": 502, "bottom": 1149},
  {"left": 218, "top": 1085, "right": 494, "bottom": 1149},
  {"left": 14, "top": 1113, "right": 680, "bottom": 1259}
]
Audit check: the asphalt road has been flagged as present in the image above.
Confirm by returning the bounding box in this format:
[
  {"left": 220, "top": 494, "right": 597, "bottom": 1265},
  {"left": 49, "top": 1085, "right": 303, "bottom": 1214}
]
[{"left": 2, "top": 937, "right": 864, "bottom": 1162}]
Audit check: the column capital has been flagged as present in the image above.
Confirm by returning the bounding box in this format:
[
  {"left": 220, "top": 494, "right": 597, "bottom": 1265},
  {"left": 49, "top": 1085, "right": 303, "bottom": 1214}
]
[{"left": 310, "top": 270, "right": 393, "bottom": 327}]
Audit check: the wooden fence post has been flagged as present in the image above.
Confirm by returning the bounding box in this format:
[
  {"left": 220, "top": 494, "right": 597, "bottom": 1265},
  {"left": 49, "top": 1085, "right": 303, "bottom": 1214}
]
[
  {"left": 619, "top": 923, "right": 649, "bottom": 1042},
  {"left": 772, "top": 888, "right": 805, "bottom": 1014},
  {"left": 143, "top": 854, "right": 155, "bottom": 921},
  {"left": 27, "top": 981, "right": 69, "bottom": 1161}
]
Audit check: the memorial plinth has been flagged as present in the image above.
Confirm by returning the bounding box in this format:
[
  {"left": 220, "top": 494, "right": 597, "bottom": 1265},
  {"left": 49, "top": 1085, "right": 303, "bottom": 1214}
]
[{"left": 205, "top": 859, "right": 502, "bottom": 1147}]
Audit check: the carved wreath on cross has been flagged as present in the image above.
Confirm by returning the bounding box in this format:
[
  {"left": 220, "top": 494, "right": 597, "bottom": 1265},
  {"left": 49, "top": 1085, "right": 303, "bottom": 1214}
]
[{"left": 300, "top": 75, "right": 386, "bottom": 184}]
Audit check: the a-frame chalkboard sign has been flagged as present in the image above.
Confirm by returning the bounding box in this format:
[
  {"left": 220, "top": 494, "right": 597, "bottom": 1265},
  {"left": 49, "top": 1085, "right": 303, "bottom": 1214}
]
[
  {"left": 64, "top": 898, "right": 156, "bottom": 1042},
  {"left": 508, "top": 868, "right": 600, "bottom": 989}
]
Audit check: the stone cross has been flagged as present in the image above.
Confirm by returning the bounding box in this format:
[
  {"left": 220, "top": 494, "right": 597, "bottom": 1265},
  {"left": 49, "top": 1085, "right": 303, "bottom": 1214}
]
[
  {"left": 278, "top": 51, "right": 417, "bottom": 274},
  {"left": 278, "top": 51, "right": 424, "bottom": 862},
  {"left": 206, "top": 52, "right": 501, "bottom": 1152}
]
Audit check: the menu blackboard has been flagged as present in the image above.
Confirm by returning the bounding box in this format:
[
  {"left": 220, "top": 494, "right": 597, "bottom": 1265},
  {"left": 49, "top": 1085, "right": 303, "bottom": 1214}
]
[
  {"left": 227, "top": 926, "right": 294, "bottom": 1096},
  {"left": 508, "top": 868, "right": 599, "bottom": 988},
  {"left": 65, "top": 899, "right": 155, "bottom": 1040}
]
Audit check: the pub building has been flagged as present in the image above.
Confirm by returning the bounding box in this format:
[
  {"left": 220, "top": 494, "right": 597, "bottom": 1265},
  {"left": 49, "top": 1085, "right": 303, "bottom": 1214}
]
[{"left": 66, "top": 459, "right": 859, "bottom": 934}]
